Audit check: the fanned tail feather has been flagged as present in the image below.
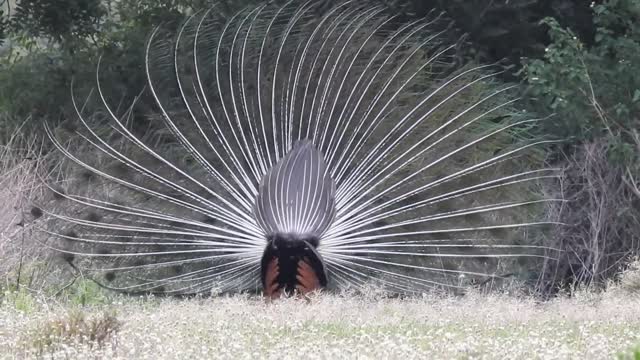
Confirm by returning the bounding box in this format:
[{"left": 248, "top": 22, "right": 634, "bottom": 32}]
[{"left": 42, "top": 0, "right": 562, "bottom": 296}]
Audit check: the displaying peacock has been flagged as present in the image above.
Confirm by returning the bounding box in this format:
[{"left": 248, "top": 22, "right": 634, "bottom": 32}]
[{"left": 42, "top": 0, "right": 561, "bottom": 298}]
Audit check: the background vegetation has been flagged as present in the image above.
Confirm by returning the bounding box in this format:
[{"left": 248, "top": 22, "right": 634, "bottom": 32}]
[{"left": 0, "top": 0, "right": 638, "bottom": 299}]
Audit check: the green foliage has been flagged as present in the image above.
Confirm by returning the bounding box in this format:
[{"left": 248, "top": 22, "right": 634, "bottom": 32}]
[
  {"left": 60, "top": 278, "right": 111, "bottom": 306},
  {"left": 0, "top": 4, "right": 7, "bottom": 47},
  {"left": 523, "top": 0, "right": 640, "bottom": 168},
  {"left": 0, "top": 49, "right": 85, "bottom": 117},
  {"left": 522, "top": 0, "right": 640, "bottom": 291},
  {"left": 112, "top": 0, "right": 203, "bottom": 29},
  {"left": 10, "top": 0, "right": 105, "bottom": 45},
  {"left": 2, "top": 287, "right": 39, "bottom": 313},
  {"left": 618, "top": 345, "right": 640, "bottom": 360},
  {"left": 0, "top": 0, "right": 267, "bottom": 138},
  {"left": 388, "top": 0, "right": 596, "bottom": 69}
]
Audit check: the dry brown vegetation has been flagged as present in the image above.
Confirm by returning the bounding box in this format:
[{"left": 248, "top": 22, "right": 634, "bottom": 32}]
[
  {"left": 27, "top": 310, "right": 121, "bottom": 356},
  {"left": 0, "top": 122, "right": 50, "bottom": 288},
  {"left": 537, "top": 134, "right": 640, "bottom": 294}
]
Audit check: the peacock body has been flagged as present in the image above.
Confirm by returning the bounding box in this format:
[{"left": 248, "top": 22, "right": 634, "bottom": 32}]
[{"left": 43, "top": 0, "right": 560, "bottom": 297}]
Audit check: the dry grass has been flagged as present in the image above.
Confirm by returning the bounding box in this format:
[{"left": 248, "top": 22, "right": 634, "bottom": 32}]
[
  {"left": 619, "top": 259, "right": 640, "bottom": 294},
  {"left": 538, "top": 138, "right": 640, "bottom": 293},
  {"left": 0, "top": 126, "right": 73, "bottom": 297},
  {"left": 28, "top": 310, "right": 121, "bottom": 356},
  {"left": 1, "top": 290, "right": 640, "bottom": 359},
  {"left": 0, "top": 120, "right": 78, "bottom": 294},
  {"left": 0, "top": 123, "right": 46, "bottom": 286}
]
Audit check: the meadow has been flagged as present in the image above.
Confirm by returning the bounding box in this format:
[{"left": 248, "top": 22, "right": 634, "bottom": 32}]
[{"left": 2, "top": 287, "right": 640, "bottom": 359}]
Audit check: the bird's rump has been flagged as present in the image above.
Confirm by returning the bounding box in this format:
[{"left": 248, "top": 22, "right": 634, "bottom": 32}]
[{"left": 255, "top": 139, "right": 335, "bottom": 237}]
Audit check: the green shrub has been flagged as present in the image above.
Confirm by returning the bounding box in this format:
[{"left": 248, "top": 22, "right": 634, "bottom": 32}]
[
  {"left": 522, "top": 0, "right": 640, "bottom": 291},
  {"left": 2, "top": 287, "right": 39, "bottom": 313},
  {"left": 523, "top": 1, "right": 640, "bottom": 166}
]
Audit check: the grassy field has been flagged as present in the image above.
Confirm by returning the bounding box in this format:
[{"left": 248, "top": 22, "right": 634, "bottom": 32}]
[{"left": 2, "top": 289, "right": 640, "bottom": 359}]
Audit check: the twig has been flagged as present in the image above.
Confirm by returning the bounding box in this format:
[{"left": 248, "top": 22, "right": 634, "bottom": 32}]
[
  {"left": 15, "top": 227, "right": 24, "bottom": 290},
  {"left": 53, "top": 274, "right": 80, "bottom": 297},
  {"left": 622, "top": 168, "right": 640, "bottom": 200}
]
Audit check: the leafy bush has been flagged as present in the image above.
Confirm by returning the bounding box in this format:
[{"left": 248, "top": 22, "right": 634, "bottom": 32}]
[
  {"left": 0, "top": 0, "right": 266, "bottom": 135},
  {"left": 522, "top": 0, "right": 640, "bottom": 291},
  {"left": 524, "top": 7, "right": 640, "bottom": 154},
  {"left": 388, "top": 0, "right": 597, "bottom": 69},
  {"left": 0, "top": 4, "right": 7, "bottom": 47},
  {"left": 10, "top": 0, "right": 105, "bottom": 45}
]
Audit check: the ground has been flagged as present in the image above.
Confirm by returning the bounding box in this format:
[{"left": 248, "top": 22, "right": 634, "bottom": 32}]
[{"left": 2, "top": 289, "right": 640, "bottom": 359}]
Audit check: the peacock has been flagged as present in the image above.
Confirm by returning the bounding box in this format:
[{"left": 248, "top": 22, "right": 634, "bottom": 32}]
[{"left": 41, "top": 0, "right": 561, "bottom": 298}]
